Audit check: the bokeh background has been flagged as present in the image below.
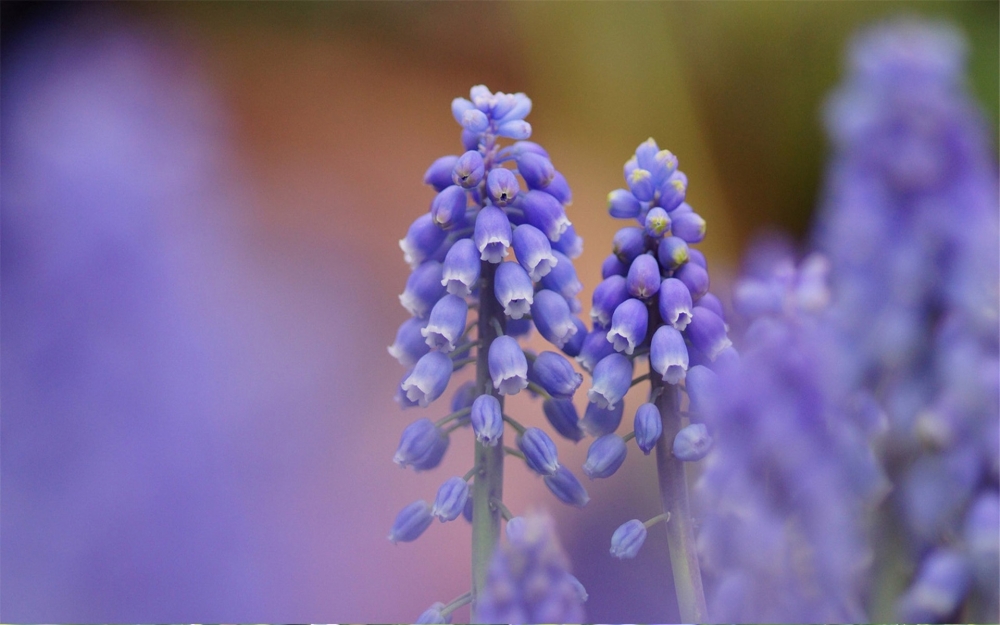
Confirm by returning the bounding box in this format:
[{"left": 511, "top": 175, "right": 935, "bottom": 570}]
[{"left": 1, "top": 2, "right": 996, "bottom": 621}]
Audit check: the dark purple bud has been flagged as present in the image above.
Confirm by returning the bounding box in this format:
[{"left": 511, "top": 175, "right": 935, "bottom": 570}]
[
  {"left": 627, "top": 253, "right": 661, "bottom": 299},
  {"left": 583, "top": 433, "right": 627, "bottom": 479},
  {"left": 651, "top": 325, "right": 689, "bottom": 384},
  {"left": 542, "top": 171, "right": 572, "bottom": 204},
  {"left": 576, "top": 329, "right": 617, "bottom": 374},
  {"left": 462, "top": 494, "right": 474, "bottom": 523},
  {"left": 432, "top": 476, "right": 470, "bottom": 522},
  {"left": 672, "top": 210, "right": 706, "bottom": 243},
  {"left": 672, "top": 423, "right": 712, "bottom": 461},
  {"left": 659, "top": 277, "right": 694, "bottom": 331},
  {"left": 612, "top": 227, "right": 647, "bottom": 264},
  {"left": 518, "top": 427, "right": 560, "bottom": 476},
  {"left": 512, "top": 223, "right": 557, "bottom": 281},
  {"left": 657, "top": 236, "right": 690, "bottom": 271},
  {"left": 521, "top": 190, "right": 571, "bottom": 242},
  {"left": 452, "top": 150, "right": 485, "bottom": 189},
  {"left": 676, "top": 261, "right": 710, "bottom": 300},
  {"left": 530, "top": 351, "right": 583, "bottom": 399},
  {"left": 582, "top": 400, "right": 624, "bottom": 437},
  {"left": 550, "top": 224, "right": 583, "bottom": 259},
  {"left": 399, "top": 260, "right": 446, "bottom": 318},
  {"left": 634, "top": 403, "right": 662, "bottom": 455},
  {"left": 402, "top": 351, "right": 453, "bottom": 407},
  {"left": 658, "top": 170, "right": 687, "bottom": 211},
  {"left": 607, "top": 298, "right": 648, "bottom": 355},
  {"left": 388, "top": 500, "right": 433, "bottom": 543},
  {"left": 687, "top": 306, "right": 732, "bottom": 361},
  {"left": 394, "top": 417, "right": 449, "bottom": 470},
  {"left": 560, "top": 317, "right": 588, "bottom": 358},
  {"left": 517, "top": 152, "right": 556, "bottom": 189},
  {"left": 441, "top": 238, "right": 480, "bottom": 297},
  {"left": 422, "top": 294, "right": 468, "bottom": 353},
  {"left": 543, "top": 465, "right": 590, "bottom": 507},
  {"left": 602, "top": 253, "right": 629, "bottom": 278},
  {"left": 532, "top": 289, "right": 579, "bottom": 348},
  {"left": 607, "top": 188, "right": 642, "bottom": 219},
  {"left": 495, "top": 261, "right": 534, "bottom": 320},
  {"left": 543, "top": 397, "right": 585, "bottom": 442},
  {"left": 591, "top": 275, "right": 629, "bottom": 329},
  {"left": 627, "top": 168, "right": 656, "bottom": 202},
  {"left": 588, "top": 353, "right": 633, "bottom": 410},
  {"left": 610, "top": 519, "right": 647, "bottom": 559},
  {"left": 388, "top": 316, "right": 430, "bottom": 368},
  {"left": 644, "top": 206, "right": 671, "bottom": 238},
  {"left": 489, "top": 335, "right": 529, "bottom": 396},
  {"left": 471, "top": 394, "right": 503, "bottom": 446},
  {"left": 474, "top": 205, "right": 512, "bottom": 263},
  {"left": 486, "top": 167, "right": 520, "bottom": 207},
  {"left": 424, "top": 155, "right": 459, "bottom": 191},
  {"left": 506, "top": 317, "right": 532, "bottom": 338},
  {"left": 400, "top": 213, "right": 448, "bottom": 268}
]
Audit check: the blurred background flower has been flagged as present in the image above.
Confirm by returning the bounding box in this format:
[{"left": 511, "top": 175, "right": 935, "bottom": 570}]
[{"left": 1, "top": 2, "right": 996, "bottom": 622}]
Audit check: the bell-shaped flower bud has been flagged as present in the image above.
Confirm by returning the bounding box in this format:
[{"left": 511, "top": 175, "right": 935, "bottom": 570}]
[
  {"left": 421, "top": 294, "right": 468, "bottom": 353},
  {"left": 518, "top": 427, "right": 560, "bottom": 476},
  {"left": 672, "top": 210, "right": 707, "bottom": 243},
  {"left": 607, "top": 188, "right": 641, "bottom": 219},
  {"left": 517, "top": 152, "right": 556, "bottom": 189},
  {"left": 583, "top": 433, "right": 628, "bottom": 479},
  {"left": 424, "top": 155, "right": 460, "bottom": 191},
  {"left": 560, "top": 317, "right": 588, "bottom": 358},
  {"left": 416, "top": 602, "right": 450, "bottom": 624},
  {"left": 489, "top": 335, "right": 529, "bottom": 395},
  {"left": 687, "top": 306, "right": 732, "bottom": 361},
  {"left": 551, "top": 223, "right": 583, "bottom": 259},
  {"left": 543, "top": 397, "right": 585, "bottom": 442},
  {"left": 388, "top": 316, "right": 430, "bottom": 367},
  {"left": 610, "top": 519, "right": 647, "bottom": 559},
  {"left": 505, "top": 516, "right": 527, "bottom": 541},
  {"left": 607, "top": 298, "right": 648, "bottom": 355},
  {"left": 658, "top": 170, "right": 687, "bottom": 211},
  {"left": 521, "top": 190, "right": 571, "bottom": 241},
  {"left": 591, "top": 275, "right": 629, "bottom": 329},
  {"left": 602, "top": 253, "right": 628, "bottom": 278},
  {"left": 644, "top": 206, "right": 671, "bottom": 238},
  {"left": 612, "top": 227, "right": 647, "bottom": 264},
  {"left": 531, "top": 290, "right": 578, "bottom": 348},
  {"left": 441, "top": 238, "right": 481, "bottom": 297},
  {"left": 432, "top": 476, "right": 470, "bottom": 522},
  {"left": 474, "top": 205, "right": 512, "bottom": 263},
  {"left": 495, "top": 261, "right": 534, "bottom": 320},
  {"left": 650, "top": 149, "right": 679, "bottom": 187},
  {"left": 495, "top": 92, "right": 532, "bottom": 124},
  {"left": 627, "top": 168, "right": 655, "bottom": 202},
  {"left": 402, "top": 351, "right": 453, "bottom": 407},
  {"left": 400, "top": 260, "right": 446, "bottom": 318},
  {"left": 684, "top": 365, "right": 718, "bottom": 418},
  {"left": 634, "top": 403, "right": 663, "bottom": 455},
  {"left": 497, "top": 120, "right": 531, "bottom": 140},
  {"left": 512, "top": 223, "right": 558, "bottom": 281},
  {"left": 452, "top": 97, "right": 475, "bottom": 124},
  {"left": 627, "top": 253, "right": 661, "bottom": 299},
  {"left": 588, "top": 353, "right": 633, "bottom": 410},
  {"left": 672, "top": 423, "right": 713, "bottom": 461},
  {"left": 530, "top": 351, "right": 583, "bottom": 399},
  {"left": 389, "top": 500, "right": 433, "bottom": 543},
  {"left": 469, "top": 84, "right": 492, "bottom": 110},
  {"left": 542, "top": 171, "right": 572, "bottom": 204},
  {"left": 540, "top": 251, "right": 582, "bottom": 300},
  {"left": 676, "top": 261, "right": 710, "bottom": 300},
  {"left": 543, "top": 465, "right": 590, "bottom": 508},
  {"left": 394, "top": 417, "right": 449, "bottom": 470},
  {"left": 581, "top": 400, "right": 624, "bottom": 437},
  {"left": 698, "top": 292, "right": 725, "bottom": 322},
  {"left": 635, "top": 138, "right": 659, "bottom": 169},
  {"left": 395, "top": 369, "right": 421, "bottom": 409},
  {"left": 659, "top": 277, "right": 694, "bottom": 331},
  {"left": 657, "top": 236, "right": 690, "bottom": 272},
  {"left": 651, "top": 325, "right": 689, "bottom": 384},
  {"left": 461, "top": 108, "right": 490, "bottom": 133},
  {"left": 576, "top": 329, "right": 617, "bottom": 374},
  {"left": 400, "top": 213, "right": 448, "bottom": 268},
  {"left": 452, "top": 150, "right": 485, "bottom": 189},
  {"left": 486, "top": 167, "right": 520, "bottom": 207},
  {"left": 471, "top": 394, "right": 504, "bottom": 446}
]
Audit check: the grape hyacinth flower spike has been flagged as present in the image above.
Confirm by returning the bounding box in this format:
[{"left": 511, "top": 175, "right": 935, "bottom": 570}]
[
  {"left": 389, "top": 86, "right": 589, "bottom": 621},
  {"left": 579, "top": 140, "right": 733, "bottom": 622}
]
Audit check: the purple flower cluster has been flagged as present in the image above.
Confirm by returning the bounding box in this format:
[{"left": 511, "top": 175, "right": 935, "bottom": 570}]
[
  {"left": 816, "top": 20, "right": 999, "bottom": 622},
  {"left": 698, "top": 251, "right": 886, "bottom": 623},
  {"left": 476, "top": 513, "right": 587, "bottom": 623}
]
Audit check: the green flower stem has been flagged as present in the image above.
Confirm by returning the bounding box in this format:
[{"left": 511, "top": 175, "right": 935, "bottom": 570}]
[
  {"left": 471, "top": 260, "right": 505, "bottom": 623},
  {"left": 651, "top": 371, "right": 709, "bottom": 623}
]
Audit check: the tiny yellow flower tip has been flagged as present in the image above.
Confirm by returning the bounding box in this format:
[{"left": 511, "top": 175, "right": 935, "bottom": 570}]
[
  {"left": 672, "top": 179, "right": 686, "bottom": 192},
  {"left": 674, "top": 248, "right": 689, "bottom": 264},
  {"left": 629, "top": 169, "right": 651, "bottom": 183}
]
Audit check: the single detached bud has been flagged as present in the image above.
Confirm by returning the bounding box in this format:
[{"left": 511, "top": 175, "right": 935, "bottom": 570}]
[
  {"left": 672, "top": 210, "right": 707, "bottom": 243},
  {"left": 530, "top": 351, "right": 584, "bottom": 399},
  {"left": 543, "top": 397, "right": 585, "bottom": 442},
  {"left": 471, "top": 394, "right": 504, "bottom": 445},
  {"left": 651, "top": 325, "right": 689, "bottom": 384},
  {"left": 644, "top": 206, "right": 671, "bottom": 238},
  {"left": 687, "top": 306, "right": 732, "bottom": 361},
  {"left": 657, "top": 236, "right": 690, "bottom": 271},
  {"left": 612, "top": 227, "right": 646, "bottom": 264},
  {"left": 543, "top": 465, "right": 590, "bottom": 507},
  {"left": 676, "top": 261, "right": 710, "bottom": 300},
  {"left": 583, "top": 433, "right": 627, "bottom": 479},
  {"left": 441, "top": 238, "right": 481, "bottom": 297},
  {"left": 627, "top": 168, "right": 655, "bottom": 202},
  {"left": 422, "top": 294, "right": 468, "bottom": 353},
  {"left": 591, "top": 275, "right": 629, "bottom": 329},
  {"left": 540, "top": 251, "right": 582, "bottom": 301},
  {"left": 610, "top": 519, "right": 647, "bottom": 559},
  {"left": 581, "top": 399, "right": 624, "bottom": 437},
  {"left": 416, "top": 602, "right": 449, "bottom": 624},
  {"left": 402, "top": 351, "right": 453, "bottom": 407},
  {"left": 531, "top": 290, "right": 578, "bottom": 348},
  {"left": 672, "top": 423, "right": 713, "bottom": 461},
  {"left": 495, "top": 261, "right": 535, "bottom": 320},
  {"left": 512, "top": 223, "right": 558, "bottom": 281},
  {"left": 452, "top": 150, "right": 485, "bottom": 189},
  {"left": 487, "top": 168, "right": 520, "bottom": 207},
  {"left": 394, "top": 417, "right": 449, "bottom": 471},
  {"left": 388, "top": 500, "right": 433, "bottom": 543},
  {"left": 588, "top": 353, "right": 633, "bottom": 410},
  {"left": 659, "top": 277, "right": 694, "bottom": 331},
  {"left": 424, "top": 155, "right": 459, "bottom": 191},
  {"left": 634, "top": 403, "right": 663, "bottom": 455},
  {"left": 518, "top": 427, "right": 560, "bottom": 476},
  {"left": 400, "top": 213, "right": 448, "bottom": 268},
  {"left": 602, "top": 253, "right": 629, "bottom": 278},
  {"left": 489, "top": 335, "right": 529, "bottom": 396},
  {"left": 521, "top": 190, "right": 571, "bottom": 241},
  {"left": 658, "top": 170, "right": 687, "bottom": 211},
  {"left": 388, "top": 316, "right": 430, "bottom": 367},
  {"left": 551, "top": 223, "right": 583, "bottom": 259},
  {"left": 474, "top": 205, "right": 512, "bottom": 263},
  {"left": 432, "top": 476, "right": 470, "bottom": 522},
  {"left": 606, "top": 298, "right": 649, "bottom": 355},
  {"left": 608, "top": 188, "right": 641, "bottom": 219},
  {"left": 627, "top": 253, "right": 661, "bottom": 299},
  {"left": 517, "top": 152, "right": 556, "bottom": 189},
  {"left": 576, "top": 329, "right": 617, "bottom": 373}
]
